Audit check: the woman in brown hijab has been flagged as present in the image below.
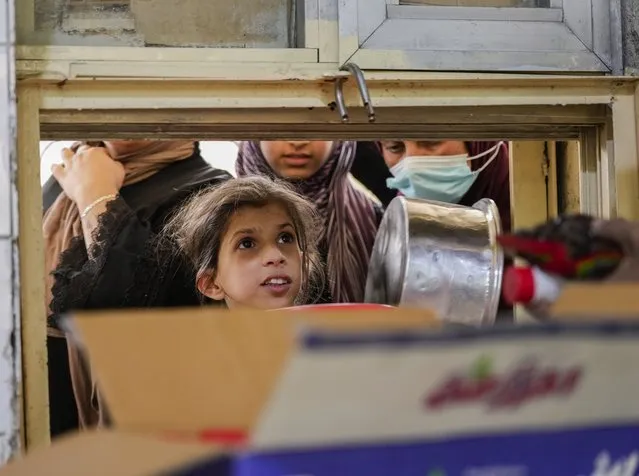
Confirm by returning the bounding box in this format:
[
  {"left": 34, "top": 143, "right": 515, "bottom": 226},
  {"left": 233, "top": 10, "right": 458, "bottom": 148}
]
[{"left": 43, "top": 141, "right": 231, "bottom": 435}]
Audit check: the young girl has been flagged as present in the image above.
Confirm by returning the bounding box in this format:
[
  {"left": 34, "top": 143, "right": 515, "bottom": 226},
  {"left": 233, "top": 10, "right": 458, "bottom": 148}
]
[
  {"left": 165, "top": 175, "right": 324, "bottom": 309},
  {"left": 236, "top": 140, "right": 382, "bottom": 304}
]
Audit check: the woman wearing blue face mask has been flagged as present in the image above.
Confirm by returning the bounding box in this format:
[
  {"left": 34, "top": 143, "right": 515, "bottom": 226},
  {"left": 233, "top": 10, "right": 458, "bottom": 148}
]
[{"left": 382, "top": 140, "right": 511, "bottom": 232}]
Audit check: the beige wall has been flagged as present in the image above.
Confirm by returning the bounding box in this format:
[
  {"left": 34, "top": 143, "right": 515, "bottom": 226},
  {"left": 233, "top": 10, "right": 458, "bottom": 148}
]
[
  {"left": 25, "top": 0, "right": 294, "bottom": 48},
  {"left": 131, "top": 0, "right": 292, "bottom": 48},
  {"left": 401, "top": 1, "right": 545, "bottom": 6}
]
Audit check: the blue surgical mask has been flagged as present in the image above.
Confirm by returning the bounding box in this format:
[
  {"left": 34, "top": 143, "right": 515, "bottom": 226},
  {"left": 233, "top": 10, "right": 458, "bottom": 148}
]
[{"left": 386, "top": 142, "right": 502, "bottom": 203}]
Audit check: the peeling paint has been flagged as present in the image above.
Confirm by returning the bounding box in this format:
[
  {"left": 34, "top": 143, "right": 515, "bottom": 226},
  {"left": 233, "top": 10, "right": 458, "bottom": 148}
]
[
  {"left": 132, "top": 0, "right": 292, "bottom": 48},
  {"left": 29, "top": 0, "right": 299, "bottom": 48},
  {"left": 622, "top": 0, "right": 639, "bottom": 75},
  {"left": 400, "top": 0, "right": 549, "bottom": 6},
  {"left": 0, "top": 0, "right": 21, "bottom": 464},
  {"left": 0, "top": 240, "right": 21, "bottom": 464}
]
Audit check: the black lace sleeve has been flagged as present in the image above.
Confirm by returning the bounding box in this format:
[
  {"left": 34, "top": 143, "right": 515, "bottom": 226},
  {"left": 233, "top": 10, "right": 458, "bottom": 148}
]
[{"left": 48, "top": 196, "right": 199, "bottom": 329}]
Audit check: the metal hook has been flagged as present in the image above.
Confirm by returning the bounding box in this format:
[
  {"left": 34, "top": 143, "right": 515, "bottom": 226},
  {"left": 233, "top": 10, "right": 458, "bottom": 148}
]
[
  {"left": 334, "top": 77, "right": 349, "bottom": 123},
  {"left": 339, "top": 63, "right": 376, "bottom": 123}
]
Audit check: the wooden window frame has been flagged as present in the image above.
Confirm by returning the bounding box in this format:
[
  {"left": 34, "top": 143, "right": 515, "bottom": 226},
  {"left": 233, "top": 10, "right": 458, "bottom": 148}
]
[{"left": 15, "top": 73, "right": 639, "bottom": 454}]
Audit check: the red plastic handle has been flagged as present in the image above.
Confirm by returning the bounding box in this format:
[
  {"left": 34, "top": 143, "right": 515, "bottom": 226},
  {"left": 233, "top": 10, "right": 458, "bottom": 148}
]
[{"left": 163, "top": 428, "right": 249, "bottom": 447}]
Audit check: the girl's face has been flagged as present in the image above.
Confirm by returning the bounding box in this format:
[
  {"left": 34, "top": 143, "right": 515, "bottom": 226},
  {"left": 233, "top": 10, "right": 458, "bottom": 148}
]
[
  {"left": 199, "top": 202, "right": 303, "bottom": 309},
  {"left": 381, "top": 141, "right": 468, "bottom": 169},
  {"left": 260, "top": 141, "right": 334, "bottom": 180}
]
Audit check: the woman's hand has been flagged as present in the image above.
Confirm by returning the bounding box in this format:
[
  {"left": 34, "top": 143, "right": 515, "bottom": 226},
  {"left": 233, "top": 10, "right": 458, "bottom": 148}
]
[
  {"left": 592, "top": 218, "right": 639, "bottom": 281},
  {"left": 51, "top": 146, "right": 125, "bottom": 211}
]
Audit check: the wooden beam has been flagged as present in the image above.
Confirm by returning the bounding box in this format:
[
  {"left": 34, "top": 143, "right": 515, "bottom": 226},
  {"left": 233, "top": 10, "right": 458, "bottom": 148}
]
[
  {"left": 16, "top": 45, "right": 319, "bottom": 63},
  {"left": 557, "top": 141, "right": 582, "bottom": 214},
  {"left": 25, "top": 75, "right": 630, "bottom": 110},
  {"left": 610, "top": 90, "right": 639, "bottom": 220},
  {"left": 37, "top": 105, "right": 606, "bottom": 141},
  {"left": 579, "top": 127, "right": 603, "bottom": 217},
  {"left": 17, "top": 85, "right": 50, "bottom": 450},
  {"left": 39, "top": 105, "right": 608, "bottom": 124},
  {"left": 509, "top": 141, "right": 549, "bottom": 229},
  {"left": 546, "top": 141, "right": 558, "bottom": 218}
]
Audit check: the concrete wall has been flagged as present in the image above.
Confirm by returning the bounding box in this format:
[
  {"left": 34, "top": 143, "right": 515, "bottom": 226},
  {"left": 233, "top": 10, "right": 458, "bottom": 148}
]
[
  {"left": 621, "top": 0, "right": 639, "bottom": 75},
  {"left": 27, "top": 0, "right": 296, "bottom": 48},
  {"left": 402, "top": 1, "right": 547, "bottom": 6},
  {"left": 0, "top": 0, "right": 20, "bottom": 464}
]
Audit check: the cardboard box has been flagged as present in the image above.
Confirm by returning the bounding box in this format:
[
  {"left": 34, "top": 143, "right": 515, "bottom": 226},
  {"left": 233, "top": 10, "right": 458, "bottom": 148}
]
[
  {"left": 551, "top": 283, "right": 639, "bottom": 320},
  {"left": 0, "top": 431, "right": 225, "bottom": 476},
  {"left": 5, "top": 294, "right": 639, "bottom": 476},
  {"left": 64, "top": 306, "right": 439, "bottom": 434},
  {"left": 2, "top": 306, "right": 438, "bottom": 475},
  {"left": 239, "top": 321, "right": 639, "bottom": 475}
]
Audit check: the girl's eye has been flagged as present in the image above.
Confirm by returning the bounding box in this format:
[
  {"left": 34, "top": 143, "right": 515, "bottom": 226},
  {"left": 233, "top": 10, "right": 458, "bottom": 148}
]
[
  {"left": 278, "top": 232, "right": 296, "bottom": 244},
  {"left": 237, "top": 238, "right": 255, "bottom": 249}
]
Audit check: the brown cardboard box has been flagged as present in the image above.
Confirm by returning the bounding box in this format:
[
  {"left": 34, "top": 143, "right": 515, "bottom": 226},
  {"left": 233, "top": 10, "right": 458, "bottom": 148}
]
[
  {"left": 551, "top": 283, "right": 639, "bottom": 320},
  {"left": 5, "top": 296, "right": 639, "bottom": 475},
  {"left": 67, "top": 307, "right": 439, "bottom": 434},
  {"left": 2, "top": 306, "right": 438, "bottom": 475},
  {"left": 0, "top": 431, "right": 221, "bottom": 476}
]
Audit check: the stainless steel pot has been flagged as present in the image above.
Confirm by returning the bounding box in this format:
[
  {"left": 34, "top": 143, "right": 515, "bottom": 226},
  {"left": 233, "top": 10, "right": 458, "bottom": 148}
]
[{"left": 365, "top": 196, "right": 503, "bottom": 326}]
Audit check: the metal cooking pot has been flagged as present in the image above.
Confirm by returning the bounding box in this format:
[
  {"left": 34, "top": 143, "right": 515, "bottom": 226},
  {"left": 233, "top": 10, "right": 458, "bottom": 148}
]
[{"left": 365, "top": 196, "right": 503, "bottom": 326}]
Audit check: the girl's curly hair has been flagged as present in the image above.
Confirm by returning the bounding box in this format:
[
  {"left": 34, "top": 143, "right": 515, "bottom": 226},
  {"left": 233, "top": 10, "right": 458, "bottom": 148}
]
[{"left": 162, "top": 175, "right": 324, "bottom": 305}]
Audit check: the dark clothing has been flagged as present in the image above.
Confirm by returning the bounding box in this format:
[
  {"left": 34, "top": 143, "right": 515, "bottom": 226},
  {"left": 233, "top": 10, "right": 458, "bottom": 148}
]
[
  {"left": 47, "top": 336, "right": 79, "bottom": 436},
  {"left": 351, "top": 142, "right": 396, "bottom": 208},
  {"left": 464, "top": 141, "right": 512, "bottom": 233},
  {"left": 45, "top": 152, "right": 231, "bottom": 437}
]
